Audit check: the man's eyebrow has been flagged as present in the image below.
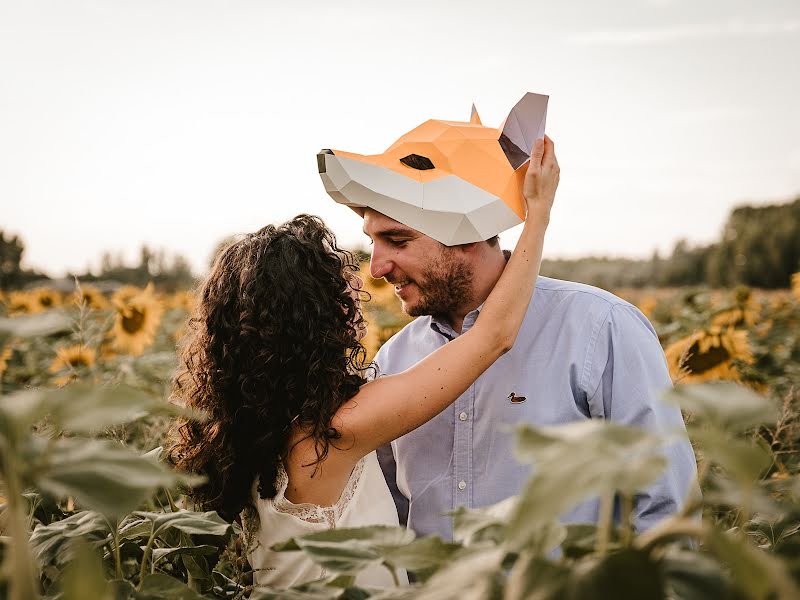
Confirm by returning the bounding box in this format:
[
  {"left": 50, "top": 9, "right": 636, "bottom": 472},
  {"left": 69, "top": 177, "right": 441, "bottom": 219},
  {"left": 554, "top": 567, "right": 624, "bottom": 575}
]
[{"left": 362, "top": 227, "right": 417, "bottom": 238}]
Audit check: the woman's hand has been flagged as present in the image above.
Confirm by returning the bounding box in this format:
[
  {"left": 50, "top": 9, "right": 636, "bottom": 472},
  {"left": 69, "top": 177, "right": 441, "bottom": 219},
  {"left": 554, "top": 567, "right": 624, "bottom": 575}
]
[{"left": 522, "top": 135, "right": 559, "bottom": 223}]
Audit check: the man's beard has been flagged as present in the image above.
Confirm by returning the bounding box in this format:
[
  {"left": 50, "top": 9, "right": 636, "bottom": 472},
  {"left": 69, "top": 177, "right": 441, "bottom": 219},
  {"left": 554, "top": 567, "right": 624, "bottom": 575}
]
[{"left": 405, "top": 252, "right": 474, "bottom": 320}]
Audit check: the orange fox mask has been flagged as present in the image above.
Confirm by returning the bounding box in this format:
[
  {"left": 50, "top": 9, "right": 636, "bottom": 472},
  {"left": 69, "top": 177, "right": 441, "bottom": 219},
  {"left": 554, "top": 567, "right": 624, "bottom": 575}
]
[{"left": 318, "top": 92, "right": 548, "bottom": 245}]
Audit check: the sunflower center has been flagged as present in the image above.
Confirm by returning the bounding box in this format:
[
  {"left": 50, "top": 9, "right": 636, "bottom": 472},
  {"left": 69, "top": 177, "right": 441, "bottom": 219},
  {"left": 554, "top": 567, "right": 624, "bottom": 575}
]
[
  {"left": 68, "top": 356, "right": 92, "bottom": 368},
  {"left": 122, "top": 308, "right": 146, "bottom": 333},
  {"left": 40, "top": 297, "right": 53, "bottom": 307},
  {"left": 684, "top": 341, "right": 731, "bottom": 374}
]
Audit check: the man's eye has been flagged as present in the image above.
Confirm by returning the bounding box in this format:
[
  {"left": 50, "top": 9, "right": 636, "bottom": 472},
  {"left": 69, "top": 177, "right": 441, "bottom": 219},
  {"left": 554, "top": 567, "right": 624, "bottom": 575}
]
[{"left": 389, "top": 239, "right": 407, "bottom": 247}]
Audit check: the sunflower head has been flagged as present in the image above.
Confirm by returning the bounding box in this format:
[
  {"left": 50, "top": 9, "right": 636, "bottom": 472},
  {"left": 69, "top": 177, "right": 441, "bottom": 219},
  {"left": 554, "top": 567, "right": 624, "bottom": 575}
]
[
  {"left": 49, "top": 345, "right": 97, "bottom": 386},
  {"left": 7, "top": 291, "right": 41, "bottom": 315},
  {"left": 110, "top": 283, "right": 164, "bottom": 356},
  {"left": 0, "top": 345, "right": 13, "bottom": 376},
  {"left": 664, "top": 326, "right": 754, "bottom": 384},
  {"left": 74, "top": 285, "right": 109, "bottom": 310},
  {"left": 31, "top": 288, "right": 61, "bottom": 311}
]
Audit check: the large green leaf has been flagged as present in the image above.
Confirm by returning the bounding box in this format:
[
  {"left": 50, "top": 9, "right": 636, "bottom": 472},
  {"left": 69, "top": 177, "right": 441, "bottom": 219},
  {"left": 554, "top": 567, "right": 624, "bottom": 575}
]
[
  {"left": 451, "top": 495, "right": 517, "bottom": 545},
  {"left": 568, "top": 548, "right": 666, "bottom": 600},
  {"left": 151, "top": 544, "right": 219, "bottom": 565},
  {"left": 691, "top": 429, "right": 772, "bottom": 483},
  {"left": 0, "top": 311, "right": 72, "bottom": 337},
  {"left": 411, "top": 546, "right": 504, "bottom": 600},
  {"left": 663, "top": 383, "right": 779, "bottom": 433},
  {"left": 29, "top": 510, "right": 111, "bottom": 567},
  {"left": 44, "top": 382, "right": 203, "bottom": 433},
  {"left": 507, "top": 421, "right": 665, "bottom": 549},
  {"left": 34, "top": 439, "right": 193, "bottom": 517},
  {"left": 133, "top": 510, "right": 232, "bottom": 538},
  {"left": 134, "top": 573, "right": 205, "bottom": 599},
  {"left": 504, "top": 551, "right": 571, "bottom": 600},
  {"left": 272, "top": 526, "right": 414, "bottom": 575},
  {"left": 382, "top": 536, "right": 462, "bottom": 581},
  {"left": 661, "top": 549, "right": 735, "bottom": 600},
  {"left": 704, "top": 528, "right": 796, "bottom": 600},
  {"left": 0, "top": 389, "right": 52, "bottom": 437}
]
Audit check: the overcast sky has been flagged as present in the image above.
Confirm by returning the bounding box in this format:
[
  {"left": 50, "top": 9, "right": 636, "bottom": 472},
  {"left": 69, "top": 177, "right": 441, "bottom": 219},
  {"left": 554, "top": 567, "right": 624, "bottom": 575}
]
[{"left": 1, "top": 0, "right": 798, "bottom": 276}]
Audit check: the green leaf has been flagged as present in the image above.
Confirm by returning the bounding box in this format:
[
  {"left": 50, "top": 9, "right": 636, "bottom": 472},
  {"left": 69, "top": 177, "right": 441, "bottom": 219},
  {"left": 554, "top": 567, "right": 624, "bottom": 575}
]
[
  {"left": 60, "top": 541, "right": 115, "bottom": 600},
  {"left": 272, "top": 526, "right": 414, "bottom": 575},
  {"left": 507, "top": 421, "right": 665, "bottom": 550},
  {"left": 662, "top": 549, "right": 735, "bottom": 600},
  {"left": 29, "top": 510, "right": 111, "bottom": 567},
  {"left": 152, "top": 544, "right": 218, "bottom": 564},
  {"left": 382, "top": 535, "right": 462, "bottom": 581},
  {"left": 46, "top": 382, "right": 203, "bottom": 433},
  {"left": 133, "top": 510, "right": 232, "bottom": 538},
  {"left": 249, "top": 582, "right": 345, "bottom": 600},
  {"left": 663, "top": 382, "right": 779, "bottom": 433},
  {"left": 451, "top": 495, "right": 517, "bottom": 545},
  {"left": 0, "top": 389, "right": 52, "bottom": 436},
  {"left": 705, "top": 528, "right": 785, "bottom": 600},
  {"left": 35, "top": 439, "right": 194, "bottom": 517},
  {"left": 691, "top": 429, "right": 772, "bottom": 483},
  {"left": 504, "top": 550, "right": 571, "bottom": 600},
  {"left": 134, "top": 573, "right": 205, "bottom": 599},
  {"left": 0, "top": 311, "right": 72, "bottom": 337},
  {"left": 570, "top": 548, "right": 666, "bottom": 600},
  {"left": 411, "top": 546, "right": 504, "bottom": 600}
]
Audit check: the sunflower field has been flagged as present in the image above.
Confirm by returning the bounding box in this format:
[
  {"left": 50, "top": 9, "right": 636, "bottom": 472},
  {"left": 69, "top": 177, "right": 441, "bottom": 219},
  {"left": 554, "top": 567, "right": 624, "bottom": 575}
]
[{"left": 1, "top": 273, "right": 800, "bottom": 599}]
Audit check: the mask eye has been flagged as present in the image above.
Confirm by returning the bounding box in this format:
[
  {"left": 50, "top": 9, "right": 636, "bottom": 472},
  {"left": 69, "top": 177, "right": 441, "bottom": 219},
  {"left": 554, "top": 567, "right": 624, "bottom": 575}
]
[{"left": 399, "top": 154, "right": 435, "bottom": 170}]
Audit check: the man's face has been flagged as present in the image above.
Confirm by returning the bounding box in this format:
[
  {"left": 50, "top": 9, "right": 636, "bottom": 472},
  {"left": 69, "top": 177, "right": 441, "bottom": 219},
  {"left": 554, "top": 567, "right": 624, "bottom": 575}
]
[{"left": 362, "top": 209, "right": 473, "bottom": 319}]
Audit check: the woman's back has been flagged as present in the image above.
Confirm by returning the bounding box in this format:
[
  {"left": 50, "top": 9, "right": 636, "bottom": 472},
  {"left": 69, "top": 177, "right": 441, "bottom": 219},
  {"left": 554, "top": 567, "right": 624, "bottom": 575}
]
[{"left": 244, "top": 451, "right": 406, "bottom": 588}]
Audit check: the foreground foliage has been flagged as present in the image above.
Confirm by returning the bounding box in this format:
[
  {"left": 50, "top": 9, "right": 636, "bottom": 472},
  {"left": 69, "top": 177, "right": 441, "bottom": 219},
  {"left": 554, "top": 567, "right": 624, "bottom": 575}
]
[{"left": 0, "top": 282, "right": 799, "bottom": 598}]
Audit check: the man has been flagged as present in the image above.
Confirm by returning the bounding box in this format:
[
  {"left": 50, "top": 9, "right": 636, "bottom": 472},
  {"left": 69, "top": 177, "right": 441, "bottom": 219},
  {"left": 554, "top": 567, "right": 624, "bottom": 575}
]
[
  {"left": 364, "top": 208, "right": 697, "bottom": 540},
  {"left": 317, "top": 92, "right": 696, "bottom": 540}
]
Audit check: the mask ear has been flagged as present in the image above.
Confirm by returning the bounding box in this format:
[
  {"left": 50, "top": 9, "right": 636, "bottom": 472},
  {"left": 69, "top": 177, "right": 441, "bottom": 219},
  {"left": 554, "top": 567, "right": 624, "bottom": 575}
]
[{"left": 498, "top": 93, "right": 549, "bottom": 169}]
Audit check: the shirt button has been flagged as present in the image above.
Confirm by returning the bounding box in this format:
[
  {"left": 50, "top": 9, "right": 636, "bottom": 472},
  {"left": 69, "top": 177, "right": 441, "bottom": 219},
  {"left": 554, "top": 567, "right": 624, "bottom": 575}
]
[
  {"left": 458, "top": 480, "right": 467, "bottom": 490},
  {"left": 459, "top": 412, "right": 468, "bottom": 421}
]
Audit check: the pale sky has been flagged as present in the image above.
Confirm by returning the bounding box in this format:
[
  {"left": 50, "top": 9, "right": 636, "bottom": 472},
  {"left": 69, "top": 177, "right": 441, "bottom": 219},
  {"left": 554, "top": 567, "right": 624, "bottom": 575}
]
[{"left": 1, "top": 0, "right": 798, "bottom": 276}]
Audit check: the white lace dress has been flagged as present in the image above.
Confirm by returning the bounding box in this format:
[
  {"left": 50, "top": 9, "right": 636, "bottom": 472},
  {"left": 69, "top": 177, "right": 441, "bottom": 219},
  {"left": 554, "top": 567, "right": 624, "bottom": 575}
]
[{"left": 245, "top": 451, "right": 407, "bottom": 588}]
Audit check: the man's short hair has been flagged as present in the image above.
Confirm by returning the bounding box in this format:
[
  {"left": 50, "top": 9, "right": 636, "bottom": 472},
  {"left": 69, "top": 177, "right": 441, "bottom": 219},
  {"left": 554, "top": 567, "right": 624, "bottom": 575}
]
[{"left": 486, "top": 235, "right": 500, "bottom": 247}]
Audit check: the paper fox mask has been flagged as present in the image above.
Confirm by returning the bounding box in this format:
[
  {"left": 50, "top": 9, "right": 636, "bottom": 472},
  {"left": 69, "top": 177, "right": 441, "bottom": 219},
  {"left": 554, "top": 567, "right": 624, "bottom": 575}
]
[{"left": 318, "top": 92, "right": 548, "bottom": 245}]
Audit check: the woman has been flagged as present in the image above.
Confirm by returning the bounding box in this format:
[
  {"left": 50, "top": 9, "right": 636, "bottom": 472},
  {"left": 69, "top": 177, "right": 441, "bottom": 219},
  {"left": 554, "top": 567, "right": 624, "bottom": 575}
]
[{"left": 169, "top": 137, "right": 559, "bottom": 587}]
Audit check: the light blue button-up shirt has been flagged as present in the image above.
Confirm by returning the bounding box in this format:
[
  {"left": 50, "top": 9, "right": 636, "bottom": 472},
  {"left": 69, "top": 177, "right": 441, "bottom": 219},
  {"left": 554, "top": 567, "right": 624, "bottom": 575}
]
[{"left": 375, "top": 276, "right": 697, "bottom": 541}]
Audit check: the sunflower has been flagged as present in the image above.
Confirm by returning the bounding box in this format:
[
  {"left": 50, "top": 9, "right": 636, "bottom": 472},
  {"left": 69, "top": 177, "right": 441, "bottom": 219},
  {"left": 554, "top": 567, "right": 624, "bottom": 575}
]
[
  {"left": 0, "top": 345, "right": 13, "bottom": 377},
  {"left": 31, "top": 288, "right": 61, "bottom": 311},
  {"left": 792, "top": 272, "right": 800, "bottom": 302},
  {"left": 49, "top": 344, "right": 96, "bottom": 386},
  {"left": 109, "top": 283, "right": 164, "bottom": 356},
  {"left": 711, "top": 286, "right": 759, "bottom": 328},
  {"left": 73, "top": 284, "right": 108, "bottom": 310},
  {"left": 7, "top": 291, "right": 40, "bottom": 315},
  {"left": 664, "top": 326, "right": 755, "bottom": 383}
]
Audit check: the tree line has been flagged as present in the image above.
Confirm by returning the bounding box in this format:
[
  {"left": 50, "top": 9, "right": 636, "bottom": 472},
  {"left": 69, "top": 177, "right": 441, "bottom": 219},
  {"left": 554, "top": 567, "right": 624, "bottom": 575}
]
[
  {"left": 2, "top": 196, "right": 798, "bottom": 291},
  {"left": 541, "top": 196, "right": 800, "bottom": 289}
]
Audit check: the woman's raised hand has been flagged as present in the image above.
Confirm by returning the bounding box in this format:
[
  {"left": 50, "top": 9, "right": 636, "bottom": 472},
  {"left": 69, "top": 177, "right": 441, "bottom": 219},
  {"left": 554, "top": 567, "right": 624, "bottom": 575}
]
[{"left": 522, "top": 135, "right": 559, "bottom": 223}]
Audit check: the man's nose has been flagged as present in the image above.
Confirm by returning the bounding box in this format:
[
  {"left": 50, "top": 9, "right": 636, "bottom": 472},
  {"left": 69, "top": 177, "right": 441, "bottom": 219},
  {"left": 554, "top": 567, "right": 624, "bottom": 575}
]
[{"left": 369, "top": 246, "right": 393, "bottom": 280}]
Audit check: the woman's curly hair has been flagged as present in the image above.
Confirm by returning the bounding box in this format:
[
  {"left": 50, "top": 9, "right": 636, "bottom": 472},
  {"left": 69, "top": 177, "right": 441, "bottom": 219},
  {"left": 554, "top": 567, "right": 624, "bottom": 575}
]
[{"left": 167, "top": 214, "right": 370, "bottom": 522}]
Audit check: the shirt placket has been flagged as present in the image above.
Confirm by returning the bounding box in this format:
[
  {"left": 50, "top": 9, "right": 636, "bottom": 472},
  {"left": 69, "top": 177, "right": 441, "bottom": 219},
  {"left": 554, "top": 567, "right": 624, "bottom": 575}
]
[{"left": 453, "top": 383, "right": 474, "bottom": 510}]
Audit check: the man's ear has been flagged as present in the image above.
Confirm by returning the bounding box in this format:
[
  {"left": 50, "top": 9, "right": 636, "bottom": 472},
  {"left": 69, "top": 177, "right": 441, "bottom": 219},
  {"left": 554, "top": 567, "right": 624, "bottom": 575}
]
[{"left": 498, "top": 93, "right": 549, "bottom": 169}]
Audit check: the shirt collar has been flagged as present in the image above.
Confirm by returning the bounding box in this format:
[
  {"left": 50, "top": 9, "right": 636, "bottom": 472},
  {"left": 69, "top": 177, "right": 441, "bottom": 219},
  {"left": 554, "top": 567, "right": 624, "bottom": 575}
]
[{"left": 429, "top": 303, "right": 485, "bottom": 339}]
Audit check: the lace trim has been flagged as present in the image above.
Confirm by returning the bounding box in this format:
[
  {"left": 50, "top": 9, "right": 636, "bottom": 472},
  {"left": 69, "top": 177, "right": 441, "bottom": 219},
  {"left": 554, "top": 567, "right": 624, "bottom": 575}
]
[{"left": 271, "top": 457, "right": 366, "bottom": 528}]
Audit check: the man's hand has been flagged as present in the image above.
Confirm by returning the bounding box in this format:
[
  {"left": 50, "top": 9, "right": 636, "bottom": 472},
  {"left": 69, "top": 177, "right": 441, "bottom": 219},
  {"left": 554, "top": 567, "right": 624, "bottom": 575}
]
[{"left": 522, "top": 135, "right": 559, "bottom": 222}]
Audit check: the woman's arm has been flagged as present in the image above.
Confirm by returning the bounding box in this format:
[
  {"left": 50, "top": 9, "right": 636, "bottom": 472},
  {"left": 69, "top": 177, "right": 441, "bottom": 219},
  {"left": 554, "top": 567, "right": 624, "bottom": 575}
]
[{"left": 334, "top": 136, "right": 560, "bottom": 459}]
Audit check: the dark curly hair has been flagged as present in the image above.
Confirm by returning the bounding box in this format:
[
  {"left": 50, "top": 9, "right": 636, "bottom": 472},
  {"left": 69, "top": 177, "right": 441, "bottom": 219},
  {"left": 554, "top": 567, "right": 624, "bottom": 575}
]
[{"left": 168, "top": 214, "right": 370, "bottom": 522}]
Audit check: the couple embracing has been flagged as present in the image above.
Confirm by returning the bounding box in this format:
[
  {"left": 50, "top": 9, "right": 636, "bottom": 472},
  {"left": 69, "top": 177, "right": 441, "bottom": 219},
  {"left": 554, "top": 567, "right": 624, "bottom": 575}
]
[{"left": 168, "top": 94, "right": 696, "bottom": 588}]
